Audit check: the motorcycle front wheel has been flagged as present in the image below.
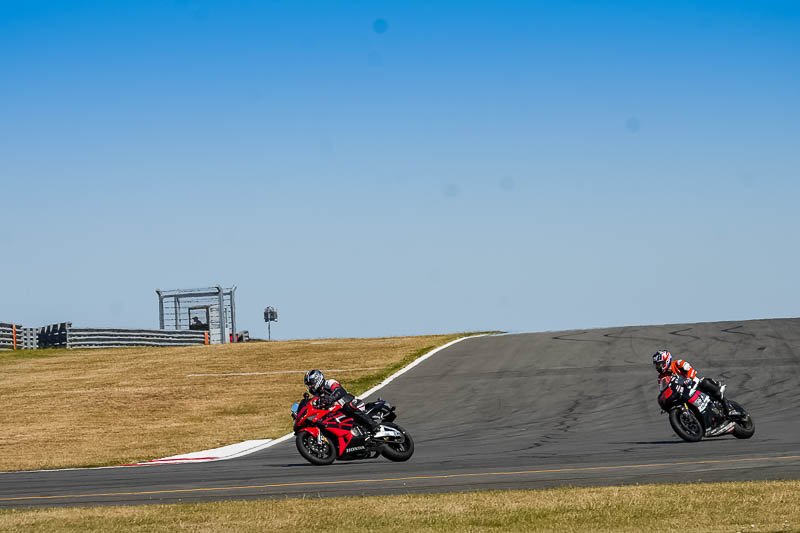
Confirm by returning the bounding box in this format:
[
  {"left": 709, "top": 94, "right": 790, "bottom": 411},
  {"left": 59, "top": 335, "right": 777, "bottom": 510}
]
[
  {"left": 669, "top": 407, "right": 703, "bottom": 442},
  {"left": 296, "top": 432, "right": 336, "bottom": 465}
]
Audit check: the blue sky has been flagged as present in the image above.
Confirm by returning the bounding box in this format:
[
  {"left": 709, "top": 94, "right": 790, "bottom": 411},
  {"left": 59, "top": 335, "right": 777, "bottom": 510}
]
[{"left": 1, "top": 1, "right": 798, "bottom": 339}]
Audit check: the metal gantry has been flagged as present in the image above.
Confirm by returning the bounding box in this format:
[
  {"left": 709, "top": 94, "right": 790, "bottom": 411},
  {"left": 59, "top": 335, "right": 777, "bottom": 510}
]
[{"left": 156, "top": 286, "right": 237, "bottom": 344}]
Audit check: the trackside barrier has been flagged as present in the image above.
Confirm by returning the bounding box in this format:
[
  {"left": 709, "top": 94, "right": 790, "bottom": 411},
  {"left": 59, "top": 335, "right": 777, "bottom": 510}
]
[
  {"left": 67, "top": 328, "right": 207, "bottom": 348},
  {"left": 36, "top": 322, "right": 207, "bottom": 349},
  {"left": 0, "top": 322, "right": 15, "bottom": 350},
  {"left": 20, "top": 327, "right": 38, "bottom": 349},
  {"left": 38, "top": 322, "right": 71, "bottom": 348},
  {"left": 0, "top": 322, "right": 39, "bottom": 350}
]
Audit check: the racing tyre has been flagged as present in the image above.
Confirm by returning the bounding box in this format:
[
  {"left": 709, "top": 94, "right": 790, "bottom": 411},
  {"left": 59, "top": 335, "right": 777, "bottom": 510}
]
[
  {"left": 296, "top": 432, "right": 336, "bottom": 465},
  {"left": 380, "top": 423, "right": 414, "bottom": 462},
  {"left": 730, "top": 401, "right": 755, "bottom": 439},
  {"left": 669, "top": 407, "right": 703, "bottom": 442}
]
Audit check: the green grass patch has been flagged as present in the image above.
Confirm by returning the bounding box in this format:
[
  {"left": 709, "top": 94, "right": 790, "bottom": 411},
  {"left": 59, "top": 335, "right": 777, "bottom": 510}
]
[
  {"left": 343, "top": 331, "right": 500, "bottom": 396},
  {"left": 0, "top": 348, "right": 69, "bottom": 362},
  {"left": 345, "top": 344, "right": 435, "bottom": 393},
  {"left": 1, "top": 480, "right": 797, "bottom": 532}
]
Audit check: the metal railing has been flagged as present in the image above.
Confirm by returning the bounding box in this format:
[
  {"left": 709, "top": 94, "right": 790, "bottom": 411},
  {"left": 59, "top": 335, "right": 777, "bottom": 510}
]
[
  {"left": 67, "top": 327, "right": 208, "bottom": 348},
  {"left": 38, "top": 322, "right": 71, "bottom": 349},
  {"left": 0, "top": 322, "right": 39, "bottom": 350},
  {"left": 35, "top": 322, "right": 208, "bottom": 349},
  {"left": 4, "top": 322, "right": 210, "bottom": 350}
]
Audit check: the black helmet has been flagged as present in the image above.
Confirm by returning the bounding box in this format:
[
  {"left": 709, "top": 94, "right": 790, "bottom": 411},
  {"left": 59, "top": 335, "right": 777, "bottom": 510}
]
[{"left": 304, "top": 369, "right": 325, "bottom": 393}]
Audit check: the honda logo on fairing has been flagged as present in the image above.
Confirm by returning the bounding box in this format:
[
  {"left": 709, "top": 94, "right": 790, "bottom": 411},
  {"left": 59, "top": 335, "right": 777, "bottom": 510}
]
[{"left": 346, "top": 446, "right": 365, "bottom": 452}]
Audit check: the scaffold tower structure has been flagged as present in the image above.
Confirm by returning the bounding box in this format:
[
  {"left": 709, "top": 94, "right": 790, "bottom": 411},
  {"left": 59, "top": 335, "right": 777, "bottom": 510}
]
[{"left": 156, "top": 286, "right": 237, "bottom": 344}]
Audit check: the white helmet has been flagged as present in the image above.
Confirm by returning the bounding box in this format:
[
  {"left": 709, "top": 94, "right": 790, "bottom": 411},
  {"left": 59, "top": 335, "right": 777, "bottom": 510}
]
[{"left": 652, "top": 350, "right": 672, "bottom": 373}]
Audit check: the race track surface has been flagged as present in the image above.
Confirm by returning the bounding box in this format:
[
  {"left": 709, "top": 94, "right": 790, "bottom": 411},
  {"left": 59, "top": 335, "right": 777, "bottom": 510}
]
[{"left": 2, "top": 318, "right": 799, "bottom": 508}]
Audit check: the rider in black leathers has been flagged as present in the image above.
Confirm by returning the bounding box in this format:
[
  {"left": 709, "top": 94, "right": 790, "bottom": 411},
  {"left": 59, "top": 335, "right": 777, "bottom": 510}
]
[{"left": 304, "top": 369, "right": 380, "bottom": 435}]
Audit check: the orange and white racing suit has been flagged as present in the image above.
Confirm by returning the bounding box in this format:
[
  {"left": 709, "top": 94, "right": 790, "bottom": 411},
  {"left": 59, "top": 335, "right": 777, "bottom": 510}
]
[
  {"left": 657, "top": 359, "right": 697, "bottom": 391},
  {"left": 658, "top": 359, "right": 725, "bottom": 405}
]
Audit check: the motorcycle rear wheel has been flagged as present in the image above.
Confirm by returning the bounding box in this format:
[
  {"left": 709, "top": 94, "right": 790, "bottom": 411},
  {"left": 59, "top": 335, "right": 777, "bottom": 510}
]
[
  {"left": 296, "top": 432, "right": 336, "bottom": 465},
  {"left": 729, "top": 401, "right": 755, "bottom": 439},
  {"left": 379, "top": 423, "right": 415, "bottom": 462},
  {"left": 669, "top": 407, "right": 703, "bottom": 442}
]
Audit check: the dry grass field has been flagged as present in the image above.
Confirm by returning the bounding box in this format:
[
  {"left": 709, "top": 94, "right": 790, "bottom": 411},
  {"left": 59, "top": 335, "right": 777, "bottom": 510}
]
[
  {"left": 0, "top": 333, "right": 473, "bottom": 471},
  {"left": 1, "top": 480, "right": 797, "bottom": 532}
]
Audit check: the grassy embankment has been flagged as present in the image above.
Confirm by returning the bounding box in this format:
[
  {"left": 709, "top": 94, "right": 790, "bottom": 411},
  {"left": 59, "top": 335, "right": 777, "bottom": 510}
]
[
  {"left": 0, "top": 333, "right": 487, "bottom": 471},
  {"left": 1, "top": 481, "right": 798, "bottom": 532}
]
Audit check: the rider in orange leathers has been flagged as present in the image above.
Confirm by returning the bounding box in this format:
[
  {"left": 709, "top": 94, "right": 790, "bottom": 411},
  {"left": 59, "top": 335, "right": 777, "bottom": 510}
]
[{"left": 653, "top": 350, "right": 734, "bottom": 415}]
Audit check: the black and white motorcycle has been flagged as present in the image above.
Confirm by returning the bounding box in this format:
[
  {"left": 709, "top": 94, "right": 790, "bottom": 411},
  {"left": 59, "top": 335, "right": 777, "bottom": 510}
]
[{"left": 657, "top": 375, "right": 755, "bottom": 442}]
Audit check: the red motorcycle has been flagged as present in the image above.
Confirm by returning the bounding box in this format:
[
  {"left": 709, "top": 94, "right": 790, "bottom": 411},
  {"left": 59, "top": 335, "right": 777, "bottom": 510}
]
[{"left": 291, "top": 393, "right": 414, "bottom": 465}]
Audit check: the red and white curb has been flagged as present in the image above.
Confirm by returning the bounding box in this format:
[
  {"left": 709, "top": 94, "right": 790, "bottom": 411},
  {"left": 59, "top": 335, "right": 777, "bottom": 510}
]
[{"left": 4, "top": 334, "right": 487, "bottom": 473}]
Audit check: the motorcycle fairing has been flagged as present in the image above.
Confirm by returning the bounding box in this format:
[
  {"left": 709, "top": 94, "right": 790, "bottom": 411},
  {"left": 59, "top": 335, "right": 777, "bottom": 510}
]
[
  {"left": 294, "top": 394, "right": 408, "bottom": 460},
  {"left": 706, "top": 421, "right": 736, "bottom": 437},
  {"left": 683, "top": 388, "right": 733, "bottom": 437},
  {"left": 298, "top": 427, "right": 320, "bottom": 438},
  {"left": 313, "top": 410, "right": 355, "bottom": 455},
  {"left": 659, "top": 376, "right": 735, "bottom": 438},
  {"left": 687, "top": 390, "right": 711, "bottom": 412},
  {"left": 294, "top": 402, "right": 360, "bottom": 456}
]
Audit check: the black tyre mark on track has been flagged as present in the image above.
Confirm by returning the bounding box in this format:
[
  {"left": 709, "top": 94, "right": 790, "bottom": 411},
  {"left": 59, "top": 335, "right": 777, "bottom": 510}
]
[
  {"left": 669, "top": 328, "right": 700, "bottom": 340},
  {"left": 603, "top": 330, "right": 665, "bottom": 343},
  {"left": 552, "top": 332, "right": 607, "bottom": 343},
  {"left": 721, "top": 325, "right": 756, "bottom": 337},
  {"left": 705, "top": 357, "right": 797, "bottom": 368}
]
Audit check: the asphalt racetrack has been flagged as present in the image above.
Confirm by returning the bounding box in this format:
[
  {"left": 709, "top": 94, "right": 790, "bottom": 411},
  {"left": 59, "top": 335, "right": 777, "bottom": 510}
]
[{"left": 2, "top": 318, "right": 799, "bottom": 508}]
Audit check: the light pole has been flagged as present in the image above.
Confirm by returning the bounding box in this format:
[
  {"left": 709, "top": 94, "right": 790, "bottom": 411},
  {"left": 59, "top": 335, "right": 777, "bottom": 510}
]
[{"left": 264, "top": 307, "right": 278, "bottom": 340}]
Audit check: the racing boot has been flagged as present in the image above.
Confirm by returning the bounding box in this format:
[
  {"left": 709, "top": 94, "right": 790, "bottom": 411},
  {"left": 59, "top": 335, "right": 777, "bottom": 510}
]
[
  {"left": 719, "top": 384, "right": 735, "bottom": 417},
  {"left": 351, "top": 408, "right": 380, "bottom": 437}
]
